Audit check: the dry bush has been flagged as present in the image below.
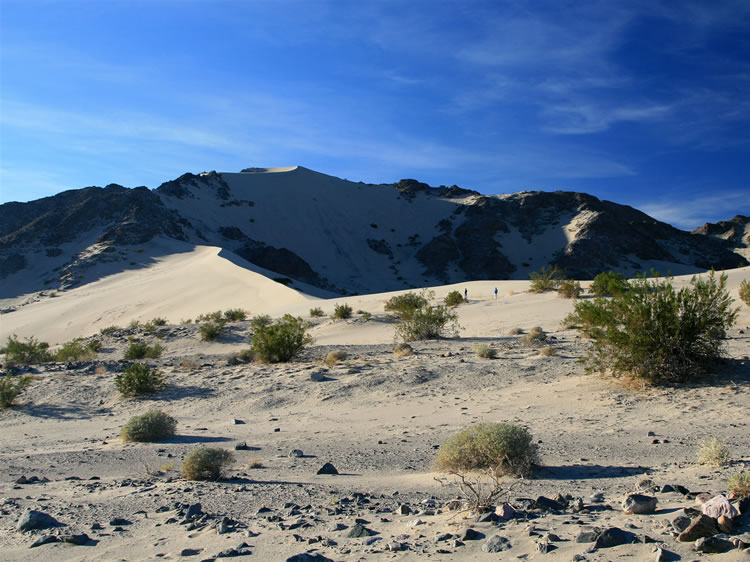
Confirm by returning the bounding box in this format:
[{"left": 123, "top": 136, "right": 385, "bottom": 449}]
[
  {"left": 529, "top": 265, "right": 566, "bottom": 293},
  {"left": 309, "top": 307, "right": 325, "bottom": 317},
  {"left": 333, "top": 303, "right": 353, "bottom": 320},
  {"left": 519, "top": 327, "right": 547, "bottom": 346},
  {"left": 325, "top": 350, "right": 348, "bottom": 367},
  {"left": 558, "top": 279, "right": 583, "bottom": 299},
  {"left": 359, "top": 311, "right": 372, "bottom": 321},
  {"left": 0, "top": 372, "right": 32, "bottom": 408},
  {"left": 55, "top": 338, "right": 100, "bottom": 361},
  {"left": 728, "top": 471, "right": 750, "bottom": 498},
  {"left": 444, "top": 290, "right": 465, "bottom": 307},
  {"left": 698, "top": 437, "right": 730, "bottom": 467},
  {"left": 740, "top": 280, "right": 750, "bottom": 306},
  {"left": 435, "top": 467, "right": 518, "bottom": 513},
  {"left": 538, "top": 346, "right": 557, "bottom": 357},
  {"left": 507, "top": 327, "right": 524, "bottom": 336},
  {"left": 435, "top": 422, "right": 538, "bottom": 477},
  {"left": 115, "top": 363, "right": 165, "bottom": 398},
  {"left": 100, "top": 325, "right": 119, "bottom": 335},
  {"left": 393, "top": 342, "right": 414, "bottom": 357},
  {"left": 178, "top": 357, "right": 200, "bottom": 370},
  {"left": 473, "top": 344, "right": 497, "bottom": 359},
  {"left": 121, "top": 410, "right": 177, "bottom": 442},
  {"left": 181, "top": 447, "right": 233, "bottom": 481},
  {"left": 395, "top": 293, "right": 460, "bottom": 341},
  {"left": 228, "top": 349, "right": 255, "bottom": 365},
  {"left": 223, "top": 309, "right": 247, "bottom": 322},
  {"left": 199, "top": 321, "right": 225, "bottom": 341},
  {"left": 196, "top": 311, "right": 223, "bottom": 323}
]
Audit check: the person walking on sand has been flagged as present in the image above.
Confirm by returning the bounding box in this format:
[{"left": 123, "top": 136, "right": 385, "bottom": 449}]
[
  {"left": 464, "top": 288, "right": 468, "bottom": 301},
  {"left": 494, "top": 287, "right": 498, "bottom": 299}
]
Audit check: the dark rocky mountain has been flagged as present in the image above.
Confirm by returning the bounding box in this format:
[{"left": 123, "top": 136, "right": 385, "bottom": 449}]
[{"left": 1, "top": 167, "right": 746, "bottom": 297}]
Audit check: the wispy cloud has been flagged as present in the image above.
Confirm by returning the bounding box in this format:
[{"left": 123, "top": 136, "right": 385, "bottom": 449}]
[{"left": 639, "top": 191, "right": 749, "bottom": 230}]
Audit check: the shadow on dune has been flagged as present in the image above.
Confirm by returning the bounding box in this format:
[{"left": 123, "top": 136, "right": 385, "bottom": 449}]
[
  {"left": 537, "top": 464, "right": 649, "bottom": 480},
  {"left": 20, "top": 403, "right": 99, "bottom": 420},
  {"left": 168, "top": 435, "right": 233, "bottom": 444}
]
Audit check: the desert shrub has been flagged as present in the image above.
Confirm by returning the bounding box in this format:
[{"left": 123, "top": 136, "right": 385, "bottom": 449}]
[
  {"left": 250, "top": 314, "right": 273, "bottom": 332},
  {"left": 384, "top": 292, "right": 428, "bottom": 319},
  {"left": 181, "top": 447, "right": 233, "bottom": 481},
  {"left": 144, "top": 317, "right": 167, "bottom": 334},
  {"left": 199, "top": 321, "right": 225, "bottom": 341},
  {"left": 120, "top": 409, "right": 177, "bottom": 442},
  {"left": 325, "top": 350, "right": 348, "bottom": 367},
  {"left": 333, "top": 303, "right": 353, "bottom": 319},
  {"left": 567, "top": 271, "right": 738, "bottom": 384},
  {"left": 444, "top": 290, "right": 465, "bottom": 307},
  {"left": 590, "top": 271, "right": 629, "bottom": 297},
  {"left": 519, "top": 327, "right": 547, "bottom": 346},
  {"left": 309, "top": 307, "right": 325, "bottom": 317},
  {"left": 507, "top": 327, "right": 524, "bottom": 336},
  {"left": 124, "top": 341, "right": 164, "bottom": 360},
  {"left": 698, "top": 437, "right": 730, "bottom": 467},
  {"left": 223, "top": 309, "right": 247, "bottom": 322},
  {"left": 728, "top": 472, "right": 750, "bottom": 498},
  {"left": 529, "top": 265, "right": 566, "bottom": 293},
  {"left": 740, "top": 280, "right": 750, "bottom": 306},
  {"left": 55, "top": 338, "right": 100, "bottom": 361},
  {"left": 435, "top": 422, "right": 538, "bottom": 477},
  {"left": 100, "top": 325, "right": 119, "bottom": 335},
  {"left": 1, "top": 335, "right": 52, "bottom": 365},
  {"left": 251, "top": 314, "right": 313, "bottom": 363},
  {"left": 196, "top": 310, "right": 223, "bottom": 323},
  {"left": 115, "top": 363, "right": 165, "bottom": 398},
  {"left": 0, "top": 372, "right": 32, "bottom": 408},
  {"left": 473, "top": 344, "right": 497, "bottom": 359},
  {"left": 228, "top": 349, "right": 255, "bottom": 365},
  {"left": 360, "top": 311, "right": 372, "bottom": 321},
  {"left": 538, "top": 345, "right": 557, "bottom": 357},
  {"left": 128, "top": 319, "right": 142, "bottom": 330},
  {"left": 395, "top": 301, "right": 460, "bottom": 341},
  {"left": 393, "top": 342, "right": 414, "bottom": 357},
  {"left": 558, "top": 279, "right": 583, "bottom": 299}
]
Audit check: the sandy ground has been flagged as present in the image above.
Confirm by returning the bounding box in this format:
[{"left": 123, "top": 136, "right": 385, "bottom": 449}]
[{"left": 0, "top": 266, "right": 749, "bottom": 561}]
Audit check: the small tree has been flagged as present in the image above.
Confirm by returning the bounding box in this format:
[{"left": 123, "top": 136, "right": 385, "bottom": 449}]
[
  {"left": 529, "top": 265, "right": 566, "bottom": 293},
  {"left": 567, "top": 271, "right": 738, "bottom": 384},
  {"left": 251, "top": 314, "right": 313, "bottom": 363}
]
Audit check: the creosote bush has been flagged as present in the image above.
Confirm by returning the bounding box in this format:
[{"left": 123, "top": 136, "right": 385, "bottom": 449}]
[
  {"left": 196, "top": 310, "right": 223, "bottom": 323},
  {"left": 199, "top": 321, "right": 225, "bottom": 342},
  {"left": 0, "top": 372, "right": 32, "bottom": 408},
  {"left": 435, "top": 422, "right": 538, "bottom": 477},
  {"left": 56, "top": 338, "right": 100, "bottom": 362},
  {"left": 740, "top": 279, "right": 750, "bottom": 306},
  {"left": 124, "top": 340, "right": 164, "bottom": 360},
  {"left": 529, "top": 265, "right": 566, "bottom": 293},
  {"left": 100, "top": 325, "right": 119, "bottom": 335},
  {"left": 384, "top": 292, "right": 428, "bottom": 319},
  {"left": 228, "top": 349, "right": 255, "bottom": 365},
  {"left": 223, "top": 309, "right": 247, "bottom": 322},
  {"left": 444, "top": 290, "right": 465, "bottom": 307},
  {"left": 473, "top": 344, "right": 497, "bottom": 359},
  {"left": 590, "top": 271, "right": 629, "bottom": 297},
  {"left": 395, "top": 299, "right": 460, "bottom": 341},
  {"left": 519, "top": 327, "right": 547, "bottom": 346},
  {"left": 558, "top": 279, "right": 583, "bottom": 299},
  {"left": 251, "top": 314, "right": 313, "bottom": 363},
  {"left": 728, "top": 472, "right": 750, "bottom": 498},
  {"left": 1, "top": 335, "right": 52, "bottom": 365},
  {"left": 121, "top": 409, "right": 177, "bottom": 442},
  {"left": 309, "top": 307, "right": 325, "bottom": 318},
  {"left": 181, "top": 447, "right": 233, "bottom": 481},
  {"left": 324, "top": 350, "right": 348, "bottom": 367},
  {"left": 115, "top": 363, "right": 165, "bottom": 398},
  {"left": 333, "top": 303, "right": 353, "bottom": 320},
  {"left": 698, "top": 437, "right": 730, "bottom": 467},
  {"left": 567, "top": 271, "right": 738, "bottom": 385}
]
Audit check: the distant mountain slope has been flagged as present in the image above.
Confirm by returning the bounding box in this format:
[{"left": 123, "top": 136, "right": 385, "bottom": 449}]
[{"left": 1, "top": 166, "right": 746, "bottom": 298}]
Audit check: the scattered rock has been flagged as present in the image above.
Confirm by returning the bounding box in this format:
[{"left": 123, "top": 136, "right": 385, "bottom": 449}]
[
  {"left": 235, "top": 441, "right": 249, "bottom": 450},
  {"left": 109, "top": 517, "right": 131, "bottom": 526},
  {"left": 496, "top": 503, "right": 515, "bottom": 520},
  {"left": 30, "top": 535, "right": 60, "bottom": 548},
  {"left": 482, "top": 535, "right": 511, "bottom": 553},
  {"left": 385, "top": 541, "right": 404, "bottom": 551},
  {"left": 185, "top": 503, "right": 203, "bottom": 520},
  {"left": 17, "top": 510, "right": 63, "bottom": 532},
  {"left": 460, "top": 528, "right": 484, "bottom": 541},
  {"left": 397, "top": 504, "right": 412, "bottom": 515},
  {"left": 310, "top": 372, "right": 327, "bottom": 382},
  {"left": 535, "top": 495, "right": 565, "bottom": 512},
  {"left": 346, "top": 523, "right": 374, "bottom": 538},
  {"left": 61, "top": 533, "right": 91, "bottom": 545},
  {"left": 671, "top": 514, "right": 692, "bottom": 532},
  {"left": 316, "top": 462, "right": 338, "bottom": 475},
  {"left": 695, "top": 535, "right": 734, "bottom": 554},
  {"left": 180, "top": 548, "right": 203, "bottom": 556},
  {"left": 289, "top": 449, "right": 304, "bottom": 458},
  {"left": 717, "top": 514, "right": 734, "bottom": 533},
  {"left": 576, "top": 528, "right": 602, "bottom": 543},
  {"left": 286, "top": 553, "right": 334, "bottom": 562},
  {"left": 592, "top": 527, "right": 634, "bottom": 549},
  {"left": 678, "top": 514, "right": 719, "bottom": 542},
  {"left": 622, "top": 493, "right": 657, "bottom": 514},
  {"left": 701, "top": 494, "right": 739, "bottom": 519}
]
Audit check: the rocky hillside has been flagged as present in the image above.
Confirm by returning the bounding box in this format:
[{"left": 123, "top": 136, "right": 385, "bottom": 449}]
[{"left": 1, "top": 167, "right": 746, "bottom": 297}]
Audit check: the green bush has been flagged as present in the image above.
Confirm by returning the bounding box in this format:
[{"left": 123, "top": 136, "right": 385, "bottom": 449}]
[
  {"left": 228, "top": 349, "right": 255, "bottom": 365},
  {"left": 309, "top": 307, "right": 325, "bottom": 317},
  {"left": 144, "top": 317, "right": 168, "bottom": 334},
  {"left": 55, "top": 338, "right": 100, "bottom": 361},
  {"left": 196, "top": 310, "right": 223, "bottom": 323},
  {"left": 0, "top": 372, "right": 32, "bottom": 408},
  {"left": 728, "top": 471, "right": 750, "bottom": 498},
  {"left": 384, "top": 292, "right": 429, "bottom": 319},
  {"left": 558, "top": 279, "right": 583, "bottom": 299},
  {"left": 567, "top": 271, "right": 738, "bottom": 384},
  {"left": 360, "top": 311, "right": 372, "bottom": 321},
  {"left": 250, "top": 314, "right": 273, "bottom": 332},
  {"left": 115, "top": 363, "right": 165, "bottom": 397},
  {"left": 740, "top": 279, "right": 750, "bottom": 306},
  {"left": 519, "top": 327, "right": 547, "bottom": 346},
  {"left": 181, "top": 447, "right": 233, "bottom": 481},
  {"left": 444, "top": 290, "right": 465, "bottom": 307},
  {"left": 529, "top": 265, "right": 566, "bottom": 293},
  {"left": 124, "top": 341, "right": 164, "bottom": 360},
  {"left": 100, "top": 325, "right": 119, "bottom": 335},
  {"left": 590, "top": 271, "right": 629, "bottom": 297},
  {"left": 1, "top": 335, "right": 52, "bottom": 365},
  {"left": 251, "top": 314, "right": 313, "bottom": 363},
  {"left": 199, "top": 321, "right": 225, "bottom": 341},
  {"left": 223, "top": 309, "right": 247, "bottom": 322},
  {"left": 473, "top": 344, "right": 497, "bottom": 359},
  {"left": 395, "top": 300, "right": 460, "bottom": 341},
  {"left": 333, "top": 303, "right": 353, "bottom": 320},
  {"left": 435, "top": 422, "right": 538, "bottom": 477},
  {"left": 121, "top": 409, "right": 177, "bottom": 442}
]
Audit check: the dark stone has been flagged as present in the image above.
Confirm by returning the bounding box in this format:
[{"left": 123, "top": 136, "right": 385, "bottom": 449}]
[
  {"left": 671, "top": 515, "right": 692, "bottom": 533},
  {"left": 535, "top": 495, "right": 565, "bottom": 512},
  {"left": 695, "top": 535, "right": 734, "bottom": 553},
  {"left": 621, "top": 493, "right": 657, "bottom": 514},
  {"left": 17, "top": 510, "right": 63, "bottom": 532},
  {"left": 30, "top": 535, "right": 60, "bottom": 548},
  {"left": 109, "top": 517, "right": 131, "bottom": 526},
  {"left": 592, "top": 527, "right": 634, "bottom": 549},
  {"left": 285, "top": 554, "right": 334, "bottom": 562},
  {"left": 185, "top": 503, "right": 202, "bottom": 520},
  {"left": 482, "top": 535, "right": 511, "bottom": 553},
  {"left": 536, "top": 542, "right": 556, "bottom": 554},
  {"left": 180, "top": 548, "right": 203, "bottom": 556},
  {"left": 316, "top": 462, "right": 339, "bottom": 475},
  {"left": 346, "top": 523, "right": 374, "bottom": 538},
  {"left": 678, "top": 514, "right": 719, "bottom": 542},
  {"left": 576, "top": 528, "right": 602, "bottom": 543},
  {"left": 460, "top": 528, "right": 484, "bottom": 541},
  {"left": 61, "top": 533, "right": 90, "bottom": 545}
]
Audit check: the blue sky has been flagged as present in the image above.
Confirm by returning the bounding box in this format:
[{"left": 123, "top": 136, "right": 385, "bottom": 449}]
[{"left": 1, "top": 0, "right": 748, "bottom": 229}]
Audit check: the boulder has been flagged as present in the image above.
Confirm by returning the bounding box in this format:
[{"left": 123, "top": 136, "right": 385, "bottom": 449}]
[
  {"left": 701, "top": 494, "right": 738, "bottom": 519},
  {"left": 622, "top": 493, "right": 657, "bottom": 514},
  {"left": 482, "top": 535, "right": 511, "bottom": 553},
  {"left": 678, "top": 514, "right": 719, "bottom": 542},
  {"left": 17, "top": 510, "right": 62, "bottom": 532},
  {"left": 695, "top": 535, "right": 734, "bottom": 554}
]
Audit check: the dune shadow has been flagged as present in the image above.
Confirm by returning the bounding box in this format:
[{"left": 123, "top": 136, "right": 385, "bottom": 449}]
[
  {"left": 20, "top": 403, "right": 98, "bottom": 420},
  {"left": 168, "top": 435, "right": 233, "bottom": 444},
  {"left": 149, "top": 385, "right": 216, "bottom": 402},
  {"left": 537, "top": 464, "right": 649, "bottom": 480}
]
